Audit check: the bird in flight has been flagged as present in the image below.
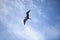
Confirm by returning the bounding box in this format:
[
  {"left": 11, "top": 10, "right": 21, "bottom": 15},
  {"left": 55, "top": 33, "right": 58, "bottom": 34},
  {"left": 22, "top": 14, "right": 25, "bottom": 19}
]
[{"left": 23, "top": 10, "right": 31, "bottom": 25}]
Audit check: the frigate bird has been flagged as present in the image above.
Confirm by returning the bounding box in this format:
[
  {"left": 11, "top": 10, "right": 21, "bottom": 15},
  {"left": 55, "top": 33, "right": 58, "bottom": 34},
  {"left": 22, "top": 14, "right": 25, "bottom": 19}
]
[{"left": 23, "top": 10, "right": 31, "bottom": 25}]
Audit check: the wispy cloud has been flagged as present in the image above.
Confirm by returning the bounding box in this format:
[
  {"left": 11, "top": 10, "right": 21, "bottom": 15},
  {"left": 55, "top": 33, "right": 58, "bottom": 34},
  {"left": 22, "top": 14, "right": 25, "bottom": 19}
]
[
  {"left": 41, "top": 24, "right": 60, "bottom": 40},
  {"left": 0, "top": 0, "right": 45, "bottom": 40},
  {"left": 8, "top": 25, "right": 44, "bottom": 40},
  {"left": 0, "top": 0, "right": 59, "bottom": 40}
]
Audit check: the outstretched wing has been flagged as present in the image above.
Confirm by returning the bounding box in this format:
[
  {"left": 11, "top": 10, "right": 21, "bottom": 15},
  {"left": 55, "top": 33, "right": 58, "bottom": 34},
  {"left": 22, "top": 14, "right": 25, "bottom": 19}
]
[
  {"left": 23, "top": 18, "right": 27, "bottom": 25},
  {"left": 26, "top": 10, "right": 30, "bottom": 15}
]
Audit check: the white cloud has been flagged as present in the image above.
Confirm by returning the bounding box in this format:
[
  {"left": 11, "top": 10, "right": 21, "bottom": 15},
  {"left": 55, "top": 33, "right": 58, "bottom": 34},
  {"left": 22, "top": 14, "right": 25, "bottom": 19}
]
[
  {"left": 37, "top": 8, "right": 48, "bottom": 19},
  {"left": 7, "top": 24, "right": 45, "bottom": 40},
  {"left": 1, "top": 0, "right": 59, "bottom": 40},
  {"left": 42, "top": 24, "right": 59, "bottom": 39},
  {"left": 0, "top": 0, "right": 45, "bottom": 40},
  {"left": 0, "top": 3, "right": 9, "bottom": 16}
]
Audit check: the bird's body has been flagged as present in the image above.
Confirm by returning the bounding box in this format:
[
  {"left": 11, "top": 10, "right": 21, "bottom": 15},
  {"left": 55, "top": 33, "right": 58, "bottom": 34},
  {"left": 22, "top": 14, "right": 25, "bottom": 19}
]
[{"left": 23, "top": 10, "right": 31, "bottom": 25}]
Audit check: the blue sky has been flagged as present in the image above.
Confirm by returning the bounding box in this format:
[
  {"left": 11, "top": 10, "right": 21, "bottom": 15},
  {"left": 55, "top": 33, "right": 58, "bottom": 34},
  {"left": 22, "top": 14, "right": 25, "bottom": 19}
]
[{"left": 0, "top": 0, "right": 60, "bottom": 40}]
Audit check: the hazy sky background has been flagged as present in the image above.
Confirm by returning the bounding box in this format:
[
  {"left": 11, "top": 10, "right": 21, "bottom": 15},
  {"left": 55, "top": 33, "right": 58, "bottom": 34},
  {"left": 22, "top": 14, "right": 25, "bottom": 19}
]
[{"left": 0, "top": 0, "right": 60, "bottom": 40}]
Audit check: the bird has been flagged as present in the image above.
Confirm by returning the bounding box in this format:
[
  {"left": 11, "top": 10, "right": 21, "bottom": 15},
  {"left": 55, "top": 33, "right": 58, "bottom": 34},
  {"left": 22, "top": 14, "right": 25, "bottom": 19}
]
[{"left": 23, "top": 10, "right": 31, "bottom": 25}]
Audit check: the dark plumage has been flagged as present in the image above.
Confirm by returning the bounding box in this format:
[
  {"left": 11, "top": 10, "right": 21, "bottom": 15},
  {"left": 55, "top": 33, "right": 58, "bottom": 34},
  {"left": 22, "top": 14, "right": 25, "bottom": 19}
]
[{"left": 23, "top": 10, "right": 31, "bottom": 25}]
